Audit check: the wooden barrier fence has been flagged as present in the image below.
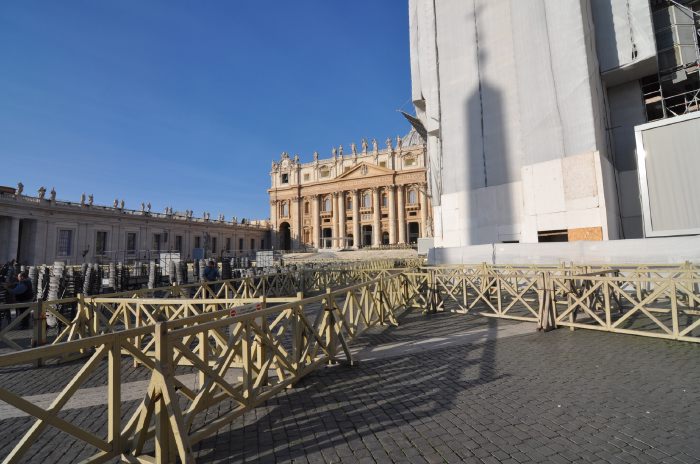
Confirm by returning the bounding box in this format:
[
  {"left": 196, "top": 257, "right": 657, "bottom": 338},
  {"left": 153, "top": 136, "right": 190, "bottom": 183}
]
[
  {"left": 0, "top": 274, "right": 409, "bottom": 463},
  {"left": 0, "top": 269, "right": 396, "bottom": 354}
]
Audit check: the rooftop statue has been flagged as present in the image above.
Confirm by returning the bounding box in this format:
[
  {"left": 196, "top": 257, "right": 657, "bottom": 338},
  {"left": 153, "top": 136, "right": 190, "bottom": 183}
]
[
  {"left": 361, "top": 138, "right": 368, "bottom": 154},
  {"left": 16, "top": 182, "right": 23, "bottom": 197},
  {"left": 80, "top": 193, "right": 86, "bottom": 206},
  {"left": 332, "top": 147, "right": 337, "bottom": 159},
  {"left": 114, "top": 199, "right": 119, "bottom": 208},
  {"left": 338, "top": 145, "right": 344, "bottom": 158},
  {"left": 141, "top": 202, "right": 145, "bottom": 212},
  {"left": 396, "top": 134, "right": 403, "bottom": 149},
  {"left": 120, "top": 200, "right": 125, "bottom": 209},
  {"left": 372, "top": 138, "right": 378, "bottom": 154},
  {"left": 38, "top": 186, "right": 46, "bottom": 200},
  {"left": 49, "top": 188, "right": 56, "bottom": 202},
  {"left": 351, "top": 142, "right": 357, "bottom": 156},
  {"left": 386, "top": 137, "right": 392, "bottom": 151},
  {"left": 88, "top": 194, "right": 94, "bottom": 206},
  {"left": 313, "top": 151, "right": 319, "bottom": 161}
]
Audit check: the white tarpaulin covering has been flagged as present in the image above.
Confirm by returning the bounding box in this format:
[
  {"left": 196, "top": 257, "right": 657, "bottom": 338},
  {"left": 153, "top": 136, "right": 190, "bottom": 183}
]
[{"left": 409, "top": 0, "right": 618, "bottom": 247}]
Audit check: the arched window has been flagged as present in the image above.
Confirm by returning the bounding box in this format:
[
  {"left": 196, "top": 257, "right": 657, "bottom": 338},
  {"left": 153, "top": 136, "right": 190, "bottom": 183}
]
[
  {"left": 408, "top": 189, "right": 418, "bottom": 205},
  {"left": 362, "top": 191, "right": 371, "bottom": 208},
  {"left": 280, "top": 202, "right": 289, "bottom": 217},
  {"left": 381, "top": 193, "right": 388, "bottom": 208},
  {"left": 323, "top": 196, "right": 332, "bottom": 212}
]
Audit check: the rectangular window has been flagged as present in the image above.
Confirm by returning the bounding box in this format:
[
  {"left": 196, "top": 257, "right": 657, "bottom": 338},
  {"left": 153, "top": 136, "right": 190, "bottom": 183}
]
[
  {"left": 303, "top": 173, "right": 310, "bottom": 181},
  {"left": 57, "top": 229, "right": 73, "bottom": 256},
  {"left": 175, "top": 235, "right": 183, "bottom": 253},
  {"left": 250, "top": 238, "right": 255, "bottom": 250},
  {"left": 212, "top": 237, "right": 217, "bottom": 254},
  {"left": 195, "top": 236, "right": 201, "bottom": 248},
  {"left": 152, "top": 234, "right": 162, "bottom": 252},
  {"left": 379, "top": 161, "right": 387, "bottom": 168},
  {"left": 261, "top": 239, "right": 265, "bottom": 249},
  {"left": 239, "top": 238, "right": 244, "bottom": 250},
  {"left": 226, "top": 237, "right": 231, "bottom": 252},
  {"left": 281, "top": 173, "right": 289, "bottom": 184},
  {"left": 126, "top": 233, "right": 137, "bottom": 254},
  {"left": 95, "top": 231, "right": 108, "bottom": 255}
]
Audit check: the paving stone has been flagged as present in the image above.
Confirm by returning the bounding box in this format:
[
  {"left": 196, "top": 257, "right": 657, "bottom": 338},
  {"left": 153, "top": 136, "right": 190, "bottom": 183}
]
[{"left": 1, "top": 312, "right": 699, "bottom": 463}]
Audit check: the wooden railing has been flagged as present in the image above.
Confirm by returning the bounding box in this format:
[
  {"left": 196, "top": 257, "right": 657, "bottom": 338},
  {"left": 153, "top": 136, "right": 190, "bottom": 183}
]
[
  {"left": 0, "top": 274, "right": 409, "bottom": 463},
  {"left": 409, "top": 263, "right": 700, "bottom": 342},
  {"left": 0, "top": 269, "right": 396, "bottom": 353}
]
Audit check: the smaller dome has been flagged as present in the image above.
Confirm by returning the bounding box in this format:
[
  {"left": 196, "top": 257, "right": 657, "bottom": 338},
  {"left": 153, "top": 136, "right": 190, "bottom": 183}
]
[{"left": 402, "top": 128, "right": 424, "bottom": 147}]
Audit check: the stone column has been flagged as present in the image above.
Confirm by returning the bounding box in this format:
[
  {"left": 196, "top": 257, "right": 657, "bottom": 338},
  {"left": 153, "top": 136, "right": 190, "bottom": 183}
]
[
  {"left": 312, "top": 195, "right": 321, "bottom": 249},
  {"left": 292, "top": 196, "right": 302, "bottom": 250},
  {"left": 372, "top": 188, "right": 381, "bottom": 247},
  {"left": 337, "top": 192, "right": 346, "bottom": 249},
  {"left": 397, "top": 185, "right": 406, "bottom": 244},
  {"left": 419, "top": 186, "right": 429, "bottom": 238},
  {"left": 388, "top": 185, "right": 397, "bottom": 244},
  {"left": 269, "top": 200, "right": 278, "bottom": 249},
  {"left": 7, "top": 217, "right": 20, "bottom": 261},
  {"left": 331, "top": 193, "right": 339, "bottom": 248},
  {"left": 351, "top": 190, "right": 360, "bottom": 248}
]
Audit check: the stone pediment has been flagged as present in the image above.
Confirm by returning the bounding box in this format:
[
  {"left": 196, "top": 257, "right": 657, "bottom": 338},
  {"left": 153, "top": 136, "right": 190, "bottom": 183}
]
[{"left": 335, "top": 162, "right": 394, "bottom": 180}]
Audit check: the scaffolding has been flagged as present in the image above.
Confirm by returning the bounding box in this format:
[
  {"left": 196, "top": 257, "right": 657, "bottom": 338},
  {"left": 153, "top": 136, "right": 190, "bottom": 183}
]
[{"left": 645, "top": 0, "right": 700, "bottom": 120}]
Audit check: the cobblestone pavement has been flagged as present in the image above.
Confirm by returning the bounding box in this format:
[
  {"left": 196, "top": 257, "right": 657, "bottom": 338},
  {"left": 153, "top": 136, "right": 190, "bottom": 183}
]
[
  {"left": 193, "top": 311, "right": 700, "bottom": 464},
  {"left": 1, "top": 310, "right": 699, "bottom": 463}
]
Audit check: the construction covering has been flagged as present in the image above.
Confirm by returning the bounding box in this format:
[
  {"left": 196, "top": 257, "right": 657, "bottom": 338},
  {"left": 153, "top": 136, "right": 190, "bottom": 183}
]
[{"left": 409, "top": 0, "right": 618, "bottom": 246}]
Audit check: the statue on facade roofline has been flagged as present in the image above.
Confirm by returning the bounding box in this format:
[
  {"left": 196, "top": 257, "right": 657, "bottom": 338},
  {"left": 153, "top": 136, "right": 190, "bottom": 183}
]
[
  {"left": 120, "top": 200, "right": 125, "bottom": 209},
  {"left": 361, "top": 138, "right": 368, "bottom": 154},
  {"left": 16, "top": 182, "right": 23, "bottom": 197},
  {"left": 338, "top": 145, "right": 344, "bottom": 158},
  {"left": 396, "top": 134, "right": 403, "bottom": 150},
  {"left": 294, "top": 154, "right": 299, "bottom": 163},
  {"left": 80, "top": 193, "right": 86, "bottom": 206},
  {"left": 386, "top": 137, "right": 392, "bottom": 151},
  {"left": 332, "top": 147, "right": 337, "bottom": 159},
  {"left": 141, "top": 202, "right": 145, "bottom": 212},
  {"left": 88, "top": 194, "right": 94, "bottom": 206},
  {"left": 38, "top": 186, "right": 46, "bottom": 200},
  {"left": 50, "top": 187, "right": 56, "bottom": 202},
  {"left": 281, "top": 151, "right": 289, "bottom": 160},
  {"left": 313, "top": 151, "right": 319, "bottom": 162},
  {"left": 351, "top": 142, "right": 357, "bottom": 156},
  {"left": 147, "top": 202, "right": 151, "bottom": 212},
  {"left": 372, "top": 138, "right": 378, "bottom": 154}
]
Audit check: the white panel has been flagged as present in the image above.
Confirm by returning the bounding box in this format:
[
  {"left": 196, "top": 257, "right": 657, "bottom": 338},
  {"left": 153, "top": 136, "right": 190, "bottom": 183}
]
[
  {"left": 430, "top": 236, "right": 700, "bottom": 265},
  {"left": 511, "top": 0, "right": 564, "bottom": 165},
  {"left": 532, "top": 159, "right": 566, "bottom": 215},
  {"left": 642, "top": 117, "right": 700, "bottom": 232},
  {"left": 478, "top": 0, "right": 522, "bottom": 186},
  {"left": 563, "top": 152, "right": 598, "bottom": 202},
  {"left": 591, "top": 0, "right": 656, "bottom": 73}
]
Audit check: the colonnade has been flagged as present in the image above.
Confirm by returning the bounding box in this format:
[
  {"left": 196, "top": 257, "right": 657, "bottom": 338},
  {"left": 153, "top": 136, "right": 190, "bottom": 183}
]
[{"left": 296, "top": 183, "right": 428, "bottom": 249}]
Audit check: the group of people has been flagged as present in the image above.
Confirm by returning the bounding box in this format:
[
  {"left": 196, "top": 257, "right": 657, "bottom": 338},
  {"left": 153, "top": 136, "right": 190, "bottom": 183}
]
[{"left": 0, "top": 261, "right": 34, "bottom": 329}]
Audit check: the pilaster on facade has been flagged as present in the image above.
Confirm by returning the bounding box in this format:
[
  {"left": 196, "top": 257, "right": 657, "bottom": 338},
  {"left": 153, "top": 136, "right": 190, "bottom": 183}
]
[{"left": 268, "top": 132, "right": 430, "bottom": 250}]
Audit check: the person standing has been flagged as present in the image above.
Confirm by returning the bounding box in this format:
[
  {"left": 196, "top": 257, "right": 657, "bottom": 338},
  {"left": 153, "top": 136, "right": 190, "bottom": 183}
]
[
  {"left": 4, "top": 272, "right": 33, "bottom": 329},
  {"left": 203, "top": 260, "right": 220, "bottom": 282}
]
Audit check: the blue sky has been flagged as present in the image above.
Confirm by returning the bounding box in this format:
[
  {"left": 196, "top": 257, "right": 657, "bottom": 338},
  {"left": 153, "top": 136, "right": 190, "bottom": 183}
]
[{"left": 0, "top": 1, "right": 413, "bottom": 220}]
